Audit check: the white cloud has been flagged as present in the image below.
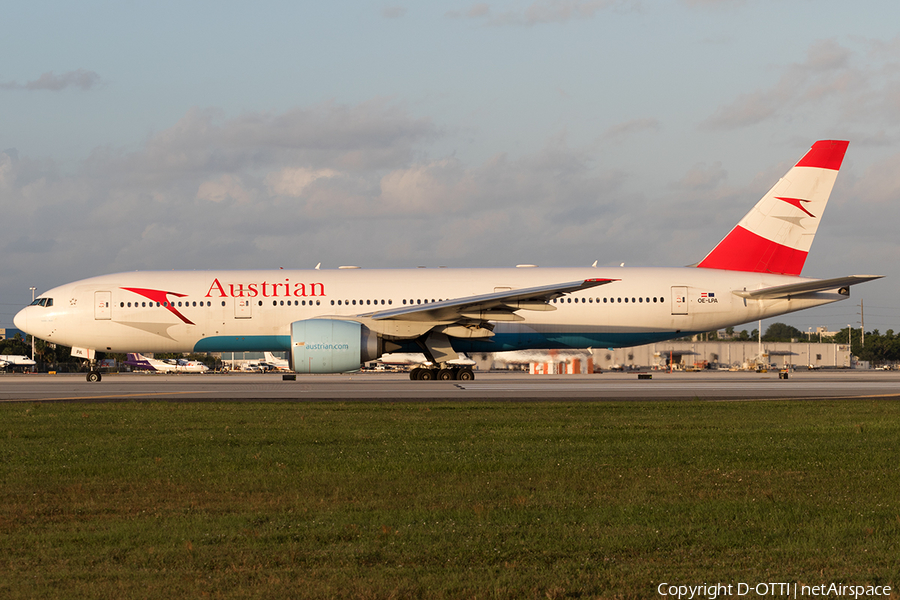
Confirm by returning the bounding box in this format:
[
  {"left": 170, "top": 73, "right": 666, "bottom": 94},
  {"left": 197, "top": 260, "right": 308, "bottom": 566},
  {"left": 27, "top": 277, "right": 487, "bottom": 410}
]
[
  {"left": 381, "top": 5, "right": 407, "bottom": 18},
  {"left": 379, "top": 159, "right": 475, "bottom": 213},
  {"left": 0, "top": 69, "right": 101, "bottom": 91},
  {"left": 702, "top": 38, "right": 900, "bottom": 131},
  {"left": 197, "top": 174, "right": 255, "bottom": 203},
  {"left": 265, "top": 168, "right": 341, "bottom": 197},
  {"left": 448, "top": 0, "right": 639, "bottom": 25},
  {"left": 0, "top": 151, "right": 14, "bottom": 187},
  {"left": 602, "top": 118, "right": 661, "bottom": 140},
  {"left": 671, "top": 161, "right": 727, "bottom": 191}
]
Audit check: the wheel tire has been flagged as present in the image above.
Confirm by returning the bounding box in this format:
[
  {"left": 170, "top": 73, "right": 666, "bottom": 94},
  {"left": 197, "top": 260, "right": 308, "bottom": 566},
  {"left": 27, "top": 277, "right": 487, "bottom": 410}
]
[
  {"left": 409, "top": 368, "right": 421, "bottom": 381},
  {"left": 87, "top": 371, "right": 101, "bottom": 383},
  {"left": 438, "top": 368, "right": 455, "bottom": 381},
  {"left": 457, "top": 367, "right": 474, "bottom": 381},
  {"left": 418, "top": 369, "right": 435, "bottom": 381}
]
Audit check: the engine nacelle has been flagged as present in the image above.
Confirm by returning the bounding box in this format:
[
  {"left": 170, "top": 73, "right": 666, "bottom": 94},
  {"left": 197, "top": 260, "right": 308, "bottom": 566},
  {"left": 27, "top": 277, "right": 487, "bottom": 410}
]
[{"left": 290, "top": 319, "right": 382, "bottom": 373}]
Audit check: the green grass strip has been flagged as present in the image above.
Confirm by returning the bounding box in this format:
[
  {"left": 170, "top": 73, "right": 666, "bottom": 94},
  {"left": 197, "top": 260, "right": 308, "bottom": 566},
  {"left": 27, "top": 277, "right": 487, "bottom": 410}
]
[{"left": 1, "top": 400, "right": 898, "bottom": 599}]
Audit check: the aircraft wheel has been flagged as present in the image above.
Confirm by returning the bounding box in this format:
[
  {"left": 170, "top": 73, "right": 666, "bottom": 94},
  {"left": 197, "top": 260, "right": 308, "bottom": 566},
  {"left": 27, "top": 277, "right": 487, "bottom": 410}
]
[
  {"left": 417, "top": 369, "right": 435, "bottom": 381},
  {"left": 87, "top": 371, "right": 102, "bottom": 383},
  {"left": 437, "top": 368, "right": 456, "bottom": 381},
  {"left": 409, "top": 368, "right": 421, "bottom": 381},
  {"left": 457, "top": 367, "right": 474, "bottom": 381}
]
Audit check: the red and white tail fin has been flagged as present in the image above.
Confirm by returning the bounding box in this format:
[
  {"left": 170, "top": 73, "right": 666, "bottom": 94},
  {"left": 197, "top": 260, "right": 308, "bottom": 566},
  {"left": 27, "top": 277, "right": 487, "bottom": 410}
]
[{"left": 696, "top": 140, "right": 849, "bottom": 276}]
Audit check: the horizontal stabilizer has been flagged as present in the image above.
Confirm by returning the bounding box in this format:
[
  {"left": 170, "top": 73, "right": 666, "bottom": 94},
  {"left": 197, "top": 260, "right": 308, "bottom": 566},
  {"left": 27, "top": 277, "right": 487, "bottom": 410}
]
[{"left": 732, "top": 275, "right": 882, "bottom": 300}]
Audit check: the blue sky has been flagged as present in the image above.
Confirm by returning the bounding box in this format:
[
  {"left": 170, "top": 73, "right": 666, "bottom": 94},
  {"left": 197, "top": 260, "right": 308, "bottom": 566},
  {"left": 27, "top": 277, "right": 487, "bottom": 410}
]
[{"left": 3, "top": 0, "right": 900, "bottom": 335}]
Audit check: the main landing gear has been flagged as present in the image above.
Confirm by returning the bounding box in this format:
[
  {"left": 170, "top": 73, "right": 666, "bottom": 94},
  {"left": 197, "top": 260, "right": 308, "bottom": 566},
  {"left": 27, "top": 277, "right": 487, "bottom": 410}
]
[{"left": 409, "top": 366, "right": 475, "bottom": 381}]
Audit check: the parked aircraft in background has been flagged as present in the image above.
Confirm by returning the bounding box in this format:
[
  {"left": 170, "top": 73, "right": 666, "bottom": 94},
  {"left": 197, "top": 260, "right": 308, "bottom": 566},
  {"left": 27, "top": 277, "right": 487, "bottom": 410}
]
[
  {"left": 124, "top": 353, "right": 209, "bottom": 373},
  {"left": 15, "top": 141, "right": 881, "bottom": 382},
  {"left": 0, "top": 355, "right": 36, "bottom": 370},
  {"left": 261, "top": 352, "right": 290, "bottom": 371}
]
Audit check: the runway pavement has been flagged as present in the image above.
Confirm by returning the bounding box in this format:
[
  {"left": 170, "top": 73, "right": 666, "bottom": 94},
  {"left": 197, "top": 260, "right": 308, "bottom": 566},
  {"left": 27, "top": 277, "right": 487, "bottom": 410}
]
[{"left": 2, "top": 370, "right": 900, "bottom": 402}]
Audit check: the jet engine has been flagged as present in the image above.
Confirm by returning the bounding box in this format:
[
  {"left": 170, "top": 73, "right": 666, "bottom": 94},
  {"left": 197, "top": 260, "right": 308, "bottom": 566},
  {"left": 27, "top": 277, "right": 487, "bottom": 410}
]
[{"left": 290, "top": 319, "right": 382, "bottom": 373}]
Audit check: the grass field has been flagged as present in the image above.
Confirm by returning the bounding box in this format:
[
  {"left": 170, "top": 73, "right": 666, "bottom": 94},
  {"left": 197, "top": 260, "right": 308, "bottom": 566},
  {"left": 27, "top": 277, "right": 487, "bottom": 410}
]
[{"left": 1, "top": 400, "right": 898, "bottom": 599}]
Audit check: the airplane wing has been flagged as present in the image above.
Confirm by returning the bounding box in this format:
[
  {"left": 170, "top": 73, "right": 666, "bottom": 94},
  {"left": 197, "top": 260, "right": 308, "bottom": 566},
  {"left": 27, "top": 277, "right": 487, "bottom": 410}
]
[
  {"left": 733, "top": 275, "right": 883, "bottom": 300},
  {"left": 361, "top": 278, "right": 618, "bottom": 323},
  {"left": 334, "top": 277, "right": 618, "bottom": 364}
]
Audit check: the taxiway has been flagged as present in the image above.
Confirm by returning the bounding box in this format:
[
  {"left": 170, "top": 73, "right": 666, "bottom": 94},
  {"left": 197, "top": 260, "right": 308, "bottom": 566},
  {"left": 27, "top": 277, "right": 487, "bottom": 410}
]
[{"left": 2, "top": 370, "right": 899, "bottom": 402}]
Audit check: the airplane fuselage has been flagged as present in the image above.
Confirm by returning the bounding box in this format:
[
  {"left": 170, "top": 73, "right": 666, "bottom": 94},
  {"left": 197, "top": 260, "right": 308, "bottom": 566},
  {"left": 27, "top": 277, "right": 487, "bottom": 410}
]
[{"left": 15, "top": 266, "right": 844, "bottom": 356}]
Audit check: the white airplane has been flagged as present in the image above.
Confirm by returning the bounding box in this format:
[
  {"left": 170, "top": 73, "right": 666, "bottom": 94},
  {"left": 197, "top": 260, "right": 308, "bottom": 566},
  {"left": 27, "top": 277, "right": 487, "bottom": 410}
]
[
  {"left": 261, "top": 351, "right": 291, "bottom": 371},
  {"left": 0, "top": 354, "right": 37, "bottom": 370},
  {"left": 14, "top": 140, "right": 881, "bottom": 383},
  {"left": 124, "top": 352, "right": 209, "bottom": 373}
]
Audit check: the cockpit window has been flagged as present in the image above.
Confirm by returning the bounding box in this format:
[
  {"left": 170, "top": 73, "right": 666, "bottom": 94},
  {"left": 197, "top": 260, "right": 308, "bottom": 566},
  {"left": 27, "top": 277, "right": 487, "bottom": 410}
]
[{"left": 30, "top": 298, "right": 53, "bottom": 307}]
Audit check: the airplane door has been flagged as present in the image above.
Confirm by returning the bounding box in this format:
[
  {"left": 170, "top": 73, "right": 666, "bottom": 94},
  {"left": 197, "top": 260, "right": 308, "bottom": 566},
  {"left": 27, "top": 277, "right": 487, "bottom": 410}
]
[
  {"left": 671, "top": 286, "right": 688, "bottom": 315},
  {"left": 94, "top": 291, "right": 111, "bottom": 320},
  {"left": 234, "top": 298, "right": 252, "bottom": 319}
]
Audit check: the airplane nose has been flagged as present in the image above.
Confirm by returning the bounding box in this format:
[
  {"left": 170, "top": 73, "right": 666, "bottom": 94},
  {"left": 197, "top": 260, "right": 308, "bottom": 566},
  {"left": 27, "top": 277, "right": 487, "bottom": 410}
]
[{"left": 14, "top": 307, "right": 27, "bottom": 332}]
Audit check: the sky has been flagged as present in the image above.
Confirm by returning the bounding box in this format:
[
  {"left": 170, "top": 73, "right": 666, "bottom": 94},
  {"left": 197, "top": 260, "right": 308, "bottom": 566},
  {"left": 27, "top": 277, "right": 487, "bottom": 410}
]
[{"left": 2, "top": 0, "right": 900, "bottom": 337}]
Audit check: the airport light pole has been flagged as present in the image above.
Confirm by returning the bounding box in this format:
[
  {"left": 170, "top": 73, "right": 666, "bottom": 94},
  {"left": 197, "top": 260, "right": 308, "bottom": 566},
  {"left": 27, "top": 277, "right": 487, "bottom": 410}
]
[
  {"left": 807, "top": 327, "right": 811, "bottom": 369},
  {"left": 29, "top": 287, "right": 36, "bottom": 362},
  {"left": 848, "top": 324, "right": 852, "bottom": 368}
]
